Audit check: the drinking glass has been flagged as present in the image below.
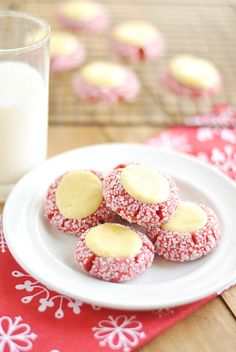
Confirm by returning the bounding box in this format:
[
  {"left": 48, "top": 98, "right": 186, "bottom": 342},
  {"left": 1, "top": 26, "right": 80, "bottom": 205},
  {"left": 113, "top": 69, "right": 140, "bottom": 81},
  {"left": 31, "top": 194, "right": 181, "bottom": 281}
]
[{"left": 0, "top": 10, "right": 50, "bottom": 201}]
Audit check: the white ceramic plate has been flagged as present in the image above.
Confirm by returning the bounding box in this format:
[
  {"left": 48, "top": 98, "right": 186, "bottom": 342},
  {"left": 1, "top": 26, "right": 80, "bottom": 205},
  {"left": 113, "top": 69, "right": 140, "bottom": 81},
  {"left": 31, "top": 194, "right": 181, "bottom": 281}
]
[{"left": 3, "top": 143, "right": 236, "bottom": 310}]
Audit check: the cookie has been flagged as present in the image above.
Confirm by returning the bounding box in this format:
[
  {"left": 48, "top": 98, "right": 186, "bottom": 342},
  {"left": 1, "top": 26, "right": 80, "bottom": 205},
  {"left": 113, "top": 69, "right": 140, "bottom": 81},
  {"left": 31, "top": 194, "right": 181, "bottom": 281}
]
[
  {"left": 147, "top": 202, "right": 220, "bottom": 262},
  {"left": 73, "top": 61, "right": 140, "bottom": 103},
  {"left": 45, "top": 170, "right": 114, "bottom": 236},
  {"left": 75, "top": 223, "right": 154, "bottom": 282},
  {"left": 103, "top": 163, "right": 179, "bottom": 227},
  {"left": 110, "top": 21, "right": 165, "bottom": 61},
  {"left": 50, "top": 31, "right": 86, "bottom": 72},
  {"left": 58, "top": 1, "right": 109, "bottom": 33},
  {"left": 162, "top": 55, "right": 221, "bottom": 98}
]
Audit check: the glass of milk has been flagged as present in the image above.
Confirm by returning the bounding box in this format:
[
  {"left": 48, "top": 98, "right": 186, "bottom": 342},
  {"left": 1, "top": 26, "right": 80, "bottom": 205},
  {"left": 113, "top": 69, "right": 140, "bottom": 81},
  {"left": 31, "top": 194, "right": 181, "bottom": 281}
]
[{"left": 0, "top": 11, "right": 50, "bottom": 201}]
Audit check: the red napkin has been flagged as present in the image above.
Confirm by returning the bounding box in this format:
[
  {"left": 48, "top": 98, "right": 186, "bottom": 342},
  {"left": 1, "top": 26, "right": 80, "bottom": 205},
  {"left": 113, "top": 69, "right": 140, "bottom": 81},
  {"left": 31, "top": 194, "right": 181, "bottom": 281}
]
[
  {"left": 148, "top": 126, "right": 236, "bottom": 178},
  {"left": 1, "top": 105, "right": 235, "bottom": 352}
]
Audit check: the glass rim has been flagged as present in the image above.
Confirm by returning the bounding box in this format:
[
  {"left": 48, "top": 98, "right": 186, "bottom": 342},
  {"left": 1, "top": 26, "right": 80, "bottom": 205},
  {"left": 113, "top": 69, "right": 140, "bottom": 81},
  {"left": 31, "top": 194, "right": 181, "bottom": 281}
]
[{"left": 0, "top": 10, "right": 51, "bottom": 54}]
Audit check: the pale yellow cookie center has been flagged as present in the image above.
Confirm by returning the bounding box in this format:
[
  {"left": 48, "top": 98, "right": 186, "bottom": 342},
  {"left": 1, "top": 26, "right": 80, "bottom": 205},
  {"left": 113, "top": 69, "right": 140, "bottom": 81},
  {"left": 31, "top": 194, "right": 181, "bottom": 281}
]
[
  {"left": 51, "top": 31, "right": 79, "bottom": 56},
  {"left": 162, "top": 201, "right": 207, "bottom": 233},
  {"left": 85, "top": 223, "right": 142, "bottom": 257},
  {"left": 60, "top": 1, "right": 102, "bottom": 21},
  {"left": 80, "top": 61, "right": 126, "bottom": 88},
  {"left": 120, "top": 164, "right": 170, "bottom": 204},
  {"left": 55, "top": 170, "right": 103, "bottom": 219},
  {"left": 169, "top": 55, "right": 220, "bottom": 89},
  {"left": 113, "top": 21, "right": 158, "bottom": 46}
]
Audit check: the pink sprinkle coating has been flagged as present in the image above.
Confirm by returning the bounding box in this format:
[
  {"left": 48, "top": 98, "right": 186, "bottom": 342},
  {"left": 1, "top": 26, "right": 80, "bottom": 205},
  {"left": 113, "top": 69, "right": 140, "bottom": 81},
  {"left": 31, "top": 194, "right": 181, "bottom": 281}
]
[
  {"left": 161, "top": 70, "right": 222, "bottom": 98},
  {"left": 73, "top": 68, "right": 140, "bottom": 103},
  {"left": 44, "top": 170, "right": 114, "bottom": 236},
  {"left": 75, "top": 229, "right": 154, "bottom": 282},
  {"left": 110, "top": 35, "right": 165, "bottom": 61},
  {"left": 51, "top": 43, "right": 86, "bottom": 72},
  {"left": 146, "top": 204, "right": 220, "bottom": 262},
  {"left": 57, "top": 7, "right": 109, "bottom": 33},
  {"left": 103, "top": 164, "right": 179, "bottom": 227}
]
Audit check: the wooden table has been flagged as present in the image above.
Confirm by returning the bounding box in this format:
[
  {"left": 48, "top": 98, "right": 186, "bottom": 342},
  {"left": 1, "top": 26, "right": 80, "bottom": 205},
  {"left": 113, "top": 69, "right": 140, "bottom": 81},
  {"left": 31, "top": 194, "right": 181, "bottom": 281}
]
[{"left": 1, "top": 0, "right": 236, "bottom": 350}]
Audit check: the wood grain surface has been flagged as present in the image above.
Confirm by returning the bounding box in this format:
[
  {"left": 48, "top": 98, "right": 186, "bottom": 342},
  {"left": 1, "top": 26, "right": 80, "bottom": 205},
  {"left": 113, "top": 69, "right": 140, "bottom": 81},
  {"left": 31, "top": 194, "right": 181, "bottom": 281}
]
[{"left": 0, "top": 0, "right": 236, "bottom": 351}]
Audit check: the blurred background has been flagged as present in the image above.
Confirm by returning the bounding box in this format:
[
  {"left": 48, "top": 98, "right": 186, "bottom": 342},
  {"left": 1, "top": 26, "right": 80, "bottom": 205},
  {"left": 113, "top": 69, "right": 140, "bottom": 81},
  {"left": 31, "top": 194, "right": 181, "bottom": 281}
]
[{"left": 1, "top": 0, "right": 236, "bottom": 127}]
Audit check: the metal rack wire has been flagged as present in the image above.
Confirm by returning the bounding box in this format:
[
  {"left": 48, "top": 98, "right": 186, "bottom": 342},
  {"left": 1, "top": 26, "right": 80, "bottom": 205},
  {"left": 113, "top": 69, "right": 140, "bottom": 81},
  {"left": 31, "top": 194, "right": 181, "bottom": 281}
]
[{"left": 21, "top": 1, "right": 236, "bottom": 126}]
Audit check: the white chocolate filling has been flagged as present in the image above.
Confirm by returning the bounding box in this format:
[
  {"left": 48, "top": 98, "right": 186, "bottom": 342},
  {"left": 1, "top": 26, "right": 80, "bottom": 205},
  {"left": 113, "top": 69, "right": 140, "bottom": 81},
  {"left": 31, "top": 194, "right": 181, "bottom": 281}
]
[
  {"left": 55, "top": 171, "right": 103, "bottom": 219},
  {"left": 162, "top": 201, "right": 208, "bottom": 233},
  {"left": 85, "top": 223, "right": 142, "bottom": 257},
  {"left": 80, "top": 61, "right": 126, "bottom": 88},
  {"left": 60, "top": 1, "right": 102, "bottom": 21},
  {"left": 51, "top": 31, "right": 79, "bottom": 56},
  {"left": 113, "top": 21, "right": 158, "bottom": 46},
  {"left": 120, "top": 164, "right": 170, "bottom": 204},
  {"left": 169, "top": 55, "right": 220, "bottom": 89}
]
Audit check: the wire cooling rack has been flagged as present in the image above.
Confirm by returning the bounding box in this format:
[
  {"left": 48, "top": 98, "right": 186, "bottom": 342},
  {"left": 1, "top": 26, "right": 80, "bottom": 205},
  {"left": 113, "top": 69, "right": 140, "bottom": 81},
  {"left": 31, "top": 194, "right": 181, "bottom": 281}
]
[{"left": 13, "top": 1, "right": 236, "bottom": 125}]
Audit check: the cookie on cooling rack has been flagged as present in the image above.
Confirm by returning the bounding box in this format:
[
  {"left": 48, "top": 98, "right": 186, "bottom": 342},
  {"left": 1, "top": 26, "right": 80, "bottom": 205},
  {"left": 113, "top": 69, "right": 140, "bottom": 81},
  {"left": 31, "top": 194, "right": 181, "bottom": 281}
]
[
  {"left": 75, "top": 223, "right": 154, "bottom": 282},
  {"left": 161, "top": 55, "right": 222, "bottom": 98},
  {"left": 50, "top": 31, "right": 86, "bottom": 72},
  {"left": 73, "top": 61, "right": 140, "bottom": 103},
  {"left": 147, "top": 201, "right": 220, "bottom": 262},
  {"left": 103, "top": 163, "right": 179, "bottom": 227},
  {"left": 57, "top": 1, "right": 110, "bottom": 33},
  {"left": 45, "top": 170, "right": 114, "bottom": 236},
  {"left": 110, "top": 21, "right": 165, "bottom": 61}
]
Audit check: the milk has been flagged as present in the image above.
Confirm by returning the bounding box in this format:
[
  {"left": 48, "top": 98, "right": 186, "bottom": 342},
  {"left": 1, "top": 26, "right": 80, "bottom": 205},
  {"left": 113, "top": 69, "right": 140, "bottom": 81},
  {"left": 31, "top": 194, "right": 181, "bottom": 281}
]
[{"left": 0, "top": 61, "right": 48, "bottom": 200}]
